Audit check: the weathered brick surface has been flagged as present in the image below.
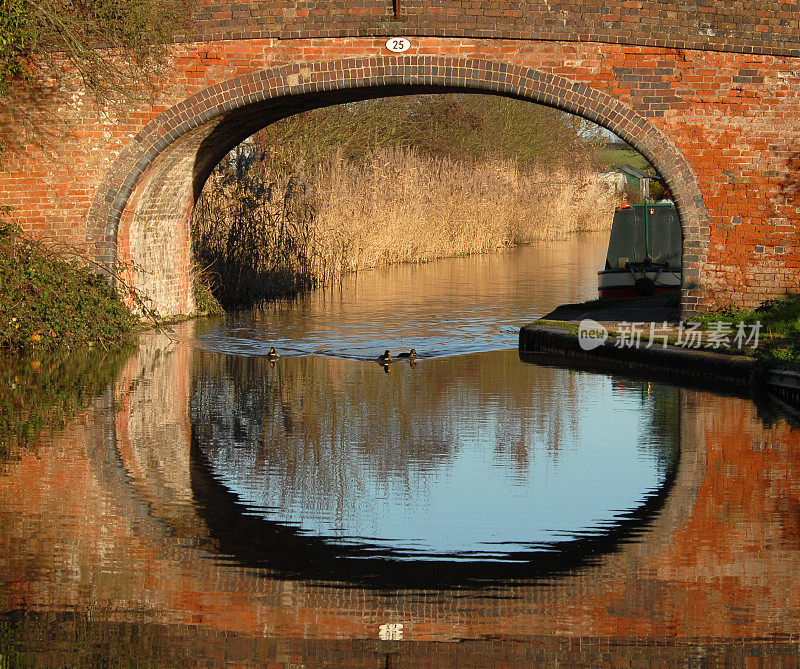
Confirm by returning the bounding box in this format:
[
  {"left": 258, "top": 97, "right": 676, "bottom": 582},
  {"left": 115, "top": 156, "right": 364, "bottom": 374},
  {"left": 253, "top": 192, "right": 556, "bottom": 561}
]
[
  {"left": 184, "top": 1, "right": 800, "bottom": 57},
  {"left": 0, "top": 23, "right": 798, "bottom": 315}
]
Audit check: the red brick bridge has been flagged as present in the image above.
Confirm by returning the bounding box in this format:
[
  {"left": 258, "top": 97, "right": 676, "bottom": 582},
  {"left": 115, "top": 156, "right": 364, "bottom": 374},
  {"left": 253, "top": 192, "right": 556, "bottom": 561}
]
[{"left": 0, "top": 2, "right": 798, "bottom": 316}]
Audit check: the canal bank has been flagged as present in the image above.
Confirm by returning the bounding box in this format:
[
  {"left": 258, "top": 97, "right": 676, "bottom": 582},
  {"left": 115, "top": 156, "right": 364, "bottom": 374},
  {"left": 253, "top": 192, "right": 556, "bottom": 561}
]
[
  {"left": 519, "top": 294, "right": 758, "bottom": 391},
  {"left": 519, "top": 323, "right": 757, "bottom": 391},
  {"left": 520, "top": 293, "right": 800, "bottom": 406}
]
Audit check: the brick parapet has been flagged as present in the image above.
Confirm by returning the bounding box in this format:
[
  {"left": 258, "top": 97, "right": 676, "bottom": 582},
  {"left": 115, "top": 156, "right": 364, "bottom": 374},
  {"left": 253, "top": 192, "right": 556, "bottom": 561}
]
[{"left": 184, "top": 1, "right": 800, "bottom": 58}]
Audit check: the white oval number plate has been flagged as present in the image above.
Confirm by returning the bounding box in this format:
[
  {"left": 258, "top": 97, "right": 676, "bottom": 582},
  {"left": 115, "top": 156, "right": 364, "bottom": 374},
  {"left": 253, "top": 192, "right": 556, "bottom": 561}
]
[{"left": 385, "top": 37, "right": 411, "bottom": 53}]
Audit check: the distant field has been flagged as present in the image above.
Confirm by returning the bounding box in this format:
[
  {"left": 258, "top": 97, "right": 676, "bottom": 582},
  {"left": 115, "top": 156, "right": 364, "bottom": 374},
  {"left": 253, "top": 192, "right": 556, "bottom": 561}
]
[
  {"left": 594, "top": 146, "right": 653, "bottom": 172},
  {"left": 593, "top": 145, "right": 667, "bottom": 200}
]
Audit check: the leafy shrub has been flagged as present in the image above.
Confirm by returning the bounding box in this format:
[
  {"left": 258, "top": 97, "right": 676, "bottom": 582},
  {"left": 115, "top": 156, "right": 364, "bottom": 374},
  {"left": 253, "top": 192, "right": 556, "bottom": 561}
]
[
  {"left": 0, "top": 220, "right": 138, "bottom": 351},
  {"left": 0, "top": 0, "right": 36, "bottom": 96}
]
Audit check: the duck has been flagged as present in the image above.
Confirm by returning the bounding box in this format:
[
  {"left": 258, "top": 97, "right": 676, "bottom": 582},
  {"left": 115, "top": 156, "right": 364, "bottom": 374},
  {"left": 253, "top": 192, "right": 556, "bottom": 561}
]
[
  {"left": 265, "top": 347, "right": 280, "bottom": 359},
  {"left": 396, "top": 348, "right": 417, "bottom": 359},
  {"left": 377, "top": 350, "right": 392, "bottom": 364}
]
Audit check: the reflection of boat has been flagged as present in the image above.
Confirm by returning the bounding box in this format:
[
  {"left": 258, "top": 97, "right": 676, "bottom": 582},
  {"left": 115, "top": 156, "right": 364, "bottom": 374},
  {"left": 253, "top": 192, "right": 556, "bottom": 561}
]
[{"left": 598, "top": 201, "right": 682, "bottom": 298}]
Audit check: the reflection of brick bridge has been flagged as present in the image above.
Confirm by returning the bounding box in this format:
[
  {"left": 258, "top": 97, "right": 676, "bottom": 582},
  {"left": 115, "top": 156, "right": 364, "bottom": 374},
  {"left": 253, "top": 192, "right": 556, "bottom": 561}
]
[
  {"left": 3, "top": 328, "right": 800, "bottom": 654},
  {"left": 0, "top": 3, "right": 798, "bottom": 316}
]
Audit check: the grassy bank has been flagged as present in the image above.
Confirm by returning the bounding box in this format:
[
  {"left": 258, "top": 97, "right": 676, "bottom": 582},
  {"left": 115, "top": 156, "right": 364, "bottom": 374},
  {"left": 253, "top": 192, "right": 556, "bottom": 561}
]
[
  {"left": 0, "top": 218, "right": 138, "bottom": 351},
  {"left": 690, "top": 297, "right": 800, "bottom": 369},
  {"left": 530, "top": 292, "right": 800, "bottom": 371}
]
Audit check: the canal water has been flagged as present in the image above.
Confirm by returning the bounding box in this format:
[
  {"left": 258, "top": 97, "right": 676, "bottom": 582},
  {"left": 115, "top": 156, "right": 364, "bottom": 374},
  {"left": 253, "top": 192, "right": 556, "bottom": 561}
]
[{"left": 1, "top": 232, "right": 800, "bottom": 664}]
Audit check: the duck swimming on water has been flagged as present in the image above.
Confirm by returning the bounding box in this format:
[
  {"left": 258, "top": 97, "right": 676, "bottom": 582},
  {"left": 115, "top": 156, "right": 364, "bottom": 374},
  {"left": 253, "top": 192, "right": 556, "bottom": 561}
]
[
  {"left": 266, "top": 347, "right": 280, "bottom": 359},
  {"left": 396, "top": 348, "right": 417, "bottom": 359},
  {"left": 377, "top": 350, "right": 392, "bottom": 364}
]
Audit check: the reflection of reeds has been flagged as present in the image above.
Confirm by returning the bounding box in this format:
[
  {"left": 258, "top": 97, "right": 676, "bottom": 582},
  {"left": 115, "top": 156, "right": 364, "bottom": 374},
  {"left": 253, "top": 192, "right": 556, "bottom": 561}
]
[
  {"left": 192, "top": 146, "right": 618, "bottom": 306},
  {"left": 190, "top": 352, "right": 679, "bottom": 514}
]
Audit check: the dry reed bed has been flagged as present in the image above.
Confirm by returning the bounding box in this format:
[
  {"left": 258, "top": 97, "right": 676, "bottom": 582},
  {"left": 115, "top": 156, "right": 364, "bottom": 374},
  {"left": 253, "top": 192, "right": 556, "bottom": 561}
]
[
  {"left": 314, "top": 146, "right": 615, "bottom": 272},
  {"left": 192, "top": 146, "right": 618, "bottom": 306}
]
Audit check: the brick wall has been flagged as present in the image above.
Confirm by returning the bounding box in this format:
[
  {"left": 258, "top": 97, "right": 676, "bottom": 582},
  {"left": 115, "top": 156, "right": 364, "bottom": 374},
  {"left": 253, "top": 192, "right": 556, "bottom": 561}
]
[{"left": 0, "top": 10, "right": 798, "bottom": 315}]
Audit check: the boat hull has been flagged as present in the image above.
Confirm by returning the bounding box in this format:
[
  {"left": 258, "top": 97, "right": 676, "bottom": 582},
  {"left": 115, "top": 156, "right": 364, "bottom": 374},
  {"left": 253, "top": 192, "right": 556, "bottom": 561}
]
[{"left": 598, "top": 269, "right": 681, "bottom": 299}]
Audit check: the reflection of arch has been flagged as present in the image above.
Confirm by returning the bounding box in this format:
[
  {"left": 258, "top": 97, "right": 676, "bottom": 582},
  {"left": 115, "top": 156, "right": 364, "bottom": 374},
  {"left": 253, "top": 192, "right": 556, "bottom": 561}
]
[
  {"left": 188, "top": 422, "right": 680, "bottom": 590},
  {"left": 88, "top": 335, "right": 713, "bottom": 639},
  {"left": 88, "top": 57, "right": 708, "bottom": 313}
]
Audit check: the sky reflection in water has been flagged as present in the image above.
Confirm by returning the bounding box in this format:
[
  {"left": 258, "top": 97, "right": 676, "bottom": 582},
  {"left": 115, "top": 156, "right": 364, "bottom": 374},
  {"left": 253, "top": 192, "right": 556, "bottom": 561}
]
[
  {"left": 192, "top": 350, "right": 679, "bottom": 562},
  {"left": 189, "top": 234, "right": 677, "bottom": 564}
]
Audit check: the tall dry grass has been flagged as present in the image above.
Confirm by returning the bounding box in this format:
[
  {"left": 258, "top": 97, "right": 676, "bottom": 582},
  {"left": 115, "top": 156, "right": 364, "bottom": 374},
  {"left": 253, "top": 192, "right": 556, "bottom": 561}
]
[
  {"left": 193, "top": 146, "right": 619, "bottom": 306},
  {"left": 313, "top": 146, "right": 616, "bottom": 273},
  {"left": 192, "top": 164, "right": 318, "bottom": 306}
]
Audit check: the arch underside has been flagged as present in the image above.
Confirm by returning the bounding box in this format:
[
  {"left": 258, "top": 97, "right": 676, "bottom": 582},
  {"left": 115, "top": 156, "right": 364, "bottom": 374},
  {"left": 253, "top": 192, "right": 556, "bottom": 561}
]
[{"left": 91, "top": 57, "right": 709, "bottom": 316}]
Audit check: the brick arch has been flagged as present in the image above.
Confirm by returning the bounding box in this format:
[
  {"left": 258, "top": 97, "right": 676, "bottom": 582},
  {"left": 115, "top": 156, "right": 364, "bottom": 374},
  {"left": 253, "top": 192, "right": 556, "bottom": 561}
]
[{"left": 89, "top": 56, "right": 708, "bottom": 315}]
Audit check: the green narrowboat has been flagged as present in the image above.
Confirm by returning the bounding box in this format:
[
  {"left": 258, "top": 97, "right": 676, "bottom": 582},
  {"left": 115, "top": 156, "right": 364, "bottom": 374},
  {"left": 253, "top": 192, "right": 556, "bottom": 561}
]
[{"left": 598, "top": 201, "right": 682, "bottom": 298}]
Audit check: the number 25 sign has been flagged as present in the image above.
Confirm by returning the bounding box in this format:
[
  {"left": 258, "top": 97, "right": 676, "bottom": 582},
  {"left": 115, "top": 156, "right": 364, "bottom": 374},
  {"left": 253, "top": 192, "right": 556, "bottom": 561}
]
[{"left": 385, "top": 37, "right": 411, "bottom": 53}]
